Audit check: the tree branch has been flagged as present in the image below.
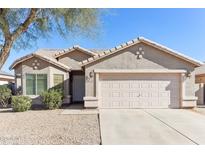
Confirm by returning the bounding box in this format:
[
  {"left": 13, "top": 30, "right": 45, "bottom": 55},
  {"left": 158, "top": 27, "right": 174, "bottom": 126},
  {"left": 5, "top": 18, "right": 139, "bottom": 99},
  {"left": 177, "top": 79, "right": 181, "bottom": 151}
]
[
  {"left": 12, "top": 8, "right": 38, "bottom": 41},
  {"left": 0, "top": 8, "right": 38, "bottom": 68},
  {"left": 0, "top": 8, "right": 11, "bottom": 39}
]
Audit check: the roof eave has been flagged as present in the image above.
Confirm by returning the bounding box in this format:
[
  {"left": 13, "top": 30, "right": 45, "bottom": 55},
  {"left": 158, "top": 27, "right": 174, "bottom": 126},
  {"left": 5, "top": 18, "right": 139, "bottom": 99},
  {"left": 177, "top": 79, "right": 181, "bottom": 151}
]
[
  {"left": 81, "top": 37, "right": 203, "bottom": 67},
  {"left": 9, "top": 53, "right": 34, "bottom": 70},
  {"left": 10, "top": 53, "right": 71, "bottom": 72},
  {"left": 138, "top": 37, "right": 203, "bottom": 67},
  {"left": 81, "top": 39, "right": 140, "bottom": 66}
]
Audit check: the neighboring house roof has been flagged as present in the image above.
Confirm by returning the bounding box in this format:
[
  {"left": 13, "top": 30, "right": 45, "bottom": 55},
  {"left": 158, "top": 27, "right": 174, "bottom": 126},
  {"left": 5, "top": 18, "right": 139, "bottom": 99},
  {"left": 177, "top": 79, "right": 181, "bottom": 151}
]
[
  {"left": 80, "top": 37, "right": 203, "bottom": 67},
  {"left": 0, "top": 70, "right": 14, "bottom": 81},
  {"left": 9, "top": 49, "right": 71, "bottom": 71},
  {"left": 0, "top": 70, "right": 14, "bottom": 77},
  {"left": 54, "top": 45, "right": 97, "bottom": 58}
]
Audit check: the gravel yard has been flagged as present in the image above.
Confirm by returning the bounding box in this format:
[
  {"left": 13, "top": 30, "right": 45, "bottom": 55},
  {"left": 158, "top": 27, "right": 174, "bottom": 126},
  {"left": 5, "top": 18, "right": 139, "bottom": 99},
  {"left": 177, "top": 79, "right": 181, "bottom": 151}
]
[{"left": 0, "top": 109, "right": 100, "bottom": 145}]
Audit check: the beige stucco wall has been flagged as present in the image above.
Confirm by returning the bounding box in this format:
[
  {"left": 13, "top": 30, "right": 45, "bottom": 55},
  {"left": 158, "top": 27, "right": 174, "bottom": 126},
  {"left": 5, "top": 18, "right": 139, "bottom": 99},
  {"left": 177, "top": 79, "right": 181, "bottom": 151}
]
[
  {"left": 195, "top": 75, "right": 205, "bottom": 105},
  {"left": 14, "top": 64, "right": 22, "bottom": 94},
  {"left": 84, "top": 43, "right": 197, "bottom": 103},
  {"left": 58, "top": 49, "right": 92, "bottom": 70},
  {"left": 14, "top": 57, "right": 70, "bottom": 102},
  {"left": 195, "top": 83, "right": 204, "bottom": 105}
]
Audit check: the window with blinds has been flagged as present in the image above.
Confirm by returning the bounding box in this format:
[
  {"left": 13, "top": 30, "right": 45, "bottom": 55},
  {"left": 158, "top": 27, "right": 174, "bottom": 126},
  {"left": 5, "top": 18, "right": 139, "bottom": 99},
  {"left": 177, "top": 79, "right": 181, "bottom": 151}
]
[
  {"left": 26, "top": 74, "right": 47, "bottom": 95},
  {"left": 37, "top": 74, "right": 47, "bottom": 95},
  {"left": 26, "top": 74, "right": 36, "bottom": 95}
]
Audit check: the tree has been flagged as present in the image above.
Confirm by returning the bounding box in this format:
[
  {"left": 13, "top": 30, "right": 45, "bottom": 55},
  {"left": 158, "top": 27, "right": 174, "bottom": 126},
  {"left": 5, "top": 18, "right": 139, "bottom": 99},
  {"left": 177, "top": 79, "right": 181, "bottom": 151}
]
[{"left": 0, "top": 8, "right": 101, "bottom": 68}]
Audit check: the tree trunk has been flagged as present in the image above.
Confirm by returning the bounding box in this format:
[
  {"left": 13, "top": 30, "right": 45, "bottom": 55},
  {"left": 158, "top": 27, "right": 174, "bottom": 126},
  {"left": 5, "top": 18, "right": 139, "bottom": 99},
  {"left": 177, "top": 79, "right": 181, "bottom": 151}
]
[
  {"left": 0, "top": 8, "right": 38, "bottom": 69},
  {"left": 0, "top": 40, "right": 13, "bottom": 69}
]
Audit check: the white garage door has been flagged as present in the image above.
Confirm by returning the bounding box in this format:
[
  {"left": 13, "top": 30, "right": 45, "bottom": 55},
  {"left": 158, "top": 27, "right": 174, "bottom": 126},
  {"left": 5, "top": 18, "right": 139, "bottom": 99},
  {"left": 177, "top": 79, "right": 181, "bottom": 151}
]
[{"left": 99, "top": 73, "right": 180, "bottom": 108}]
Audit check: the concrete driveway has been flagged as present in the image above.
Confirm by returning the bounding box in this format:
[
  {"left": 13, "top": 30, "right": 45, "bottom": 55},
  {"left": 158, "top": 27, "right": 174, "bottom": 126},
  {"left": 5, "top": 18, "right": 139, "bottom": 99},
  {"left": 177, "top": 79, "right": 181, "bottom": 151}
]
[{"left": 99, "top": 109, "right": 205, "bottom": 145}]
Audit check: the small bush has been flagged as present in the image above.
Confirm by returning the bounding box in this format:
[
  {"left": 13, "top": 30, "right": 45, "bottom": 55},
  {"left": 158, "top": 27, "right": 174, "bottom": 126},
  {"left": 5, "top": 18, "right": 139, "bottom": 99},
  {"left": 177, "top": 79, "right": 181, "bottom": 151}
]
[
  {"left": 48, "top": 86, "right": 63, "bottom": 99},
  {"left": 0, "top": 85, "right": 12, "bottom": 108},
  {"left": 12, "top": 96, "right": 32, "bottom": 112},
  {"left": 41, "top": 90, "right": 62, "bottom": 110}
]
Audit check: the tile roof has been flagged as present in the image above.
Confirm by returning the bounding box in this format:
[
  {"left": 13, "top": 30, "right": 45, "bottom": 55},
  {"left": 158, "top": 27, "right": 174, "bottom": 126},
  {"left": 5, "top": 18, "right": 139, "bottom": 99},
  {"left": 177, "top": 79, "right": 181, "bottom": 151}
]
[
  {"left": 9, "top": 37, "right": 203, "bottom": 71},
  {"left": 80, "top": 37, "right": 203, "bottom": 67},
  {"left": 54, "top": 45, "right": 97, "bottom": 58}
]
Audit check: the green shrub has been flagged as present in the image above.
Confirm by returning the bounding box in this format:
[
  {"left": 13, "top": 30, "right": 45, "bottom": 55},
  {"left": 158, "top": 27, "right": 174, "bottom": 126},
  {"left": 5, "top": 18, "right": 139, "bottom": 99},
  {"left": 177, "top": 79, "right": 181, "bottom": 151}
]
[
  {"left": 12, "top": 96, "right": 32, "bottom": 112},
  {"left": 41, "top": 90, "right": 62, "bottom": 109},
  {"left": 48, "top": 86, "right": 63, "bottom": 99},
  {"left": 0, "top": 85, "right": 12, "bottom": 108}
]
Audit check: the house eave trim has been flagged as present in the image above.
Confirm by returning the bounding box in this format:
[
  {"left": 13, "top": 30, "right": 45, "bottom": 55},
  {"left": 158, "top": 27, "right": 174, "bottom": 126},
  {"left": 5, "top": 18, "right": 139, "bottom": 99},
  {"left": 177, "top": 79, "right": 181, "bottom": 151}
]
[
  {"left": 10, "top": 53, "right": 71, "bottom": 72},
  {"left": 94, "top": 69, "right": 187, "bottom": 74}
]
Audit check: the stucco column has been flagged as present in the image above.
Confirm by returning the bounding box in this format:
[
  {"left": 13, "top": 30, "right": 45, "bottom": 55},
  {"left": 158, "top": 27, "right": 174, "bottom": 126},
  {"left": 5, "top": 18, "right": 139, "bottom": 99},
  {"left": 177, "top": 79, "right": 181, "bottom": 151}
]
[
  {"left": 63, "top": 72, "right": 71, "bottom": 104},
  {"left": 197, "top": 83, "right": 204, "bottom": 105},
  {"left": 48, "top": 66, "right": 52, "bottom": 89},
  {"left": 95, "top": 72, "right": 99, "bottom": 97},
  {"left": 181, "top": 73, "right": 186, "bottom": 99}
]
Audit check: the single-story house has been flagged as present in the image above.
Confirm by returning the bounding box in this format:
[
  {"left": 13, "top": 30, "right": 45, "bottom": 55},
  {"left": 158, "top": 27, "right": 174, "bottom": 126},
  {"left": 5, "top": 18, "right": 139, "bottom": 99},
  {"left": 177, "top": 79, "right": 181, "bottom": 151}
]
[
  {"left": 0, "top": 70, "right": 14, "bottom": 85},
  {"left": 10, "top": 37, "right": 204, "bottom": 108}
]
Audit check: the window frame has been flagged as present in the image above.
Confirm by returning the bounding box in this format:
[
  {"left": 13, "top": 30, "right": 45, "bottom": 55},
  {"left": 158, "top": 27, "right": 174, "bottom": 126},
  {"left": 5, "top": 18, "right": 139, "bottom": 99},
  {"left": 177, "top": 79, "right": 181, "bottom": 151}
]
[
  {"left": 26, "top": 74, "right": 36, "bottom": 95},
  {"left": 25, "top": 73, "right": 48, "bottom": 95}
]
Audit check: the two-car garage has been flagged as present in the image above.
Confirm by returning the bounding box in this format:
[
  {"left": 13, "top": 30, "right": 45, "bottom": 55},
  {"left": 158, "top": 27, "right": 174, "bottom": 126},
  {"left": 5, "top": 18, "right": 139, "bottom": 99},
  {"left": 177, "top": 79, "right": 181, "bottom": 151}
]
[
  {"left": 97, "top": 71, "right": 181, "bottom": 109},
  {"left": 82, "top": 38, "right": 201, "bottom": 109}
]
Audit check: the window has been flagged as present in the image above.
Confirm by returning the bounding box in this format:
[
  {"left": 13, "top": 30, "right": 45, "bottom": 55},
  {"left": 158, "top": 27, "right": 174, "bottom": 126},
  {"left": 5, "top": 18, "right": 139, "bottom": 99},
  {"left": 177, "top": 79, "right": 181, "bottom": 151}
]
[
  {"left": 26, "top": 74, "right": 36, "bottom": 95},
  {"left": 53, "top": 74, "right": 64, "bottom": 90},
  {"left": 26, "top": 74, "right": 47, "bottom": 95},
  {"left": 37, "top": 74, "right": 47, "bottom": 95}
]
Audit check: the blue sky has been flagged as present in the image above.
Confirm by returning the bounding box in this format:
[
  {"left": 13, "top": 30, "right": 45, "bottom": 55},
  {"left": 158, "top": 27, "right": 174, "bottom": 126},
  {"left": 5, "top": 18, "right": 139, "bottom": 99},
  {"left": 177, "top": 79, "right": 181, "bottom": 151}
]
[{"left": 3, "top": 8, "right": 205, "bottom": 74}]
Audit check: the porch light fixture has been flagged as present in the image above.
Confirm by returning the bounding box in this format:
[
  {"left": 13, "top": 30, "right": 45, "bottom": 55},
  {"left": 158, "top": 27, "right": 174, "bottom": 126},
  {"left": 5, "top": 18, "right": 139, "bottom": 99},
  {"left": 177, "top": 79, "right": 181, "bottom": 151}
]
[{"left": 89, "top": 70, "right": 94, "bottom": 78}]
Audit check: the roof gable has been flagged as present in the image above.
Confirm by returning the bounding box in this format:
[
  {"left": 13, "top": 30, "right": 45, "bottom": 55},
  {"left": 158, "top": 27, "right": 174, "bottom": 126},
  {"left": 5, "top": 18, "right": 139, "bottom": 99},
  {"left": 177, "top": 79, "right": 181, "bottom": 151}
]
[
  {"left": 80, "top": 37, "right": 203, "bottom": 67},
  {"left": 55, "top": 45, "right": 97, "bottom": 58},
  {"left": 9, "top": 52, "right": 71, "bottom": 71}
]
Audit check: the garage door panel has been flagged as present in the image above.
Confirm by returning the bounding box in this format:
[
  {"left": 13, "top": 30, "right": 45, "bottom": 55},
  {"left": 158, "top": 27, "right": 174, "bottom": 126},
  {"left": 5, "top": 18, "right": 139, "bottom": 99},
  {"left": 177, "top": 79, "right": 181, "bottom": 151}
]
[
  {"left": 159, "top": 92, "right": 170, "bottom": 97},
  {"left": 121, "top": 83, "right": 131, "bottom": 88},
  {"left": 112, "top": 83, "right": 121, "bottom": 88},
  {"left": 130, "top": 83, "right": 140, "bottom": 88},
  {"left": 102, "top": 82, "right": 110, "bottom": 88},
  {"left": 127, "top": 91, "right": 139, "bottom": 97},
  {"left": 99, "top": 73, "right": 180, "bottom": 109}
]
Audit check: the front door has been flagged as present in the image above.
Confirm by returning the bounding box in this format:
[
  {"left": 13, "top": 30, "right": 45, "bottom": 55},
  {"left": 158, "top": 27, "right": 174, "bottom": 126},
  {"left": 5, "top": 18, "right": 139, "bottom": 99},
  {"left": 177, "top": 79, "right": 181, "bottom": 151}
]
[{"left": 72, "top": 75, "right": 85, "bottom": 102}]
